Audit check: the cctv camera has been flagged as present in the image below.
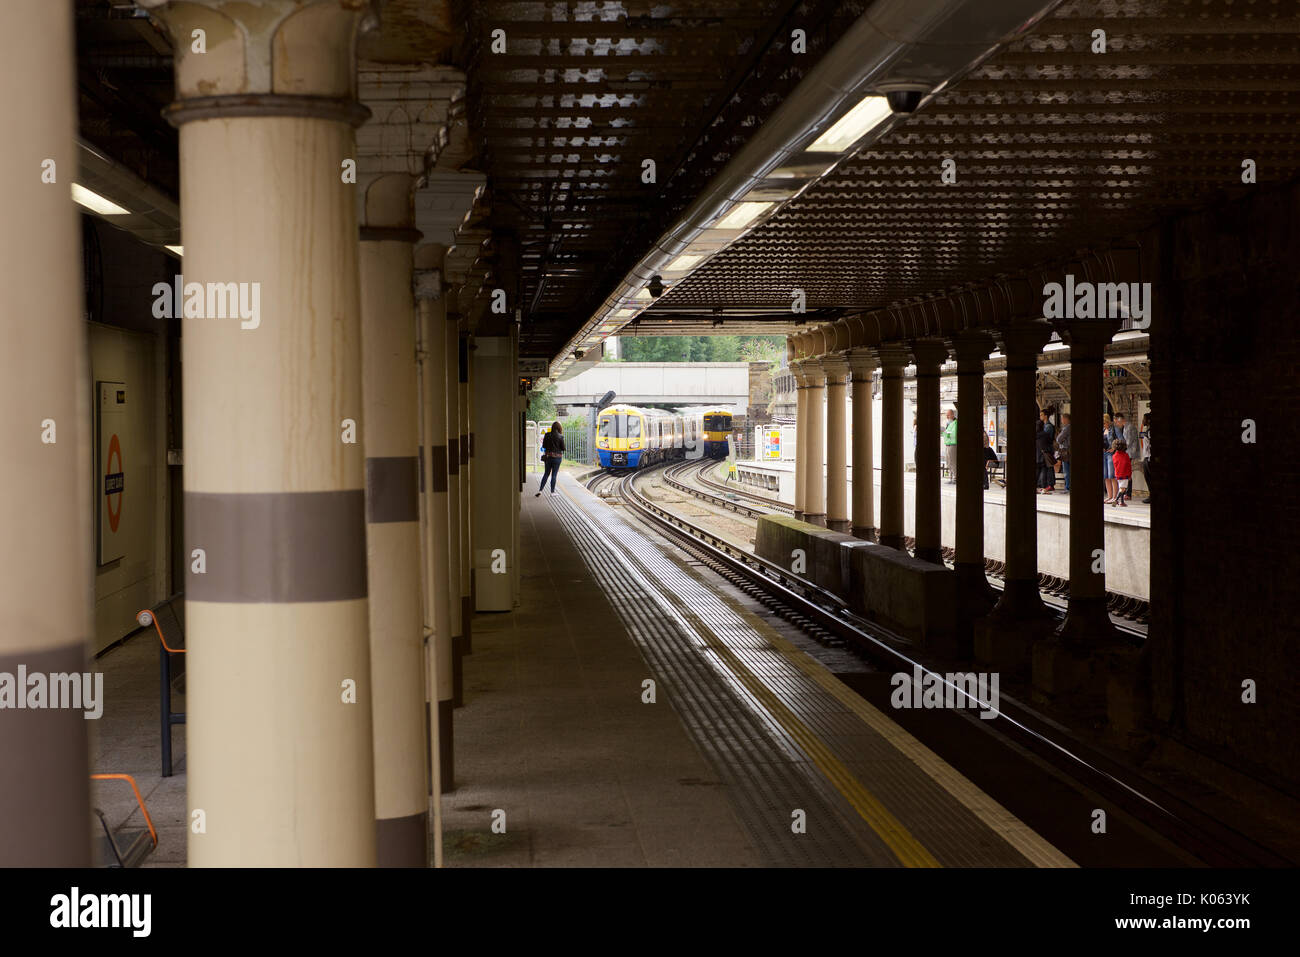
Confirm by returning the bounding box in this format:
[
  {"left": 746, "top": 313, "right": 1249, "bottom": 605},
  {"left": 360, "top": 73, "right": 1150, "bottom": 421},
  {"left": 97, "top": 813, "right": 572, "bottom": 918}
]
[
  {"left": 648, "top": 275, "right": 665, "bottom": 298},
  {"left": 885, "top": 89, "right": 924, "bottom": 113}
]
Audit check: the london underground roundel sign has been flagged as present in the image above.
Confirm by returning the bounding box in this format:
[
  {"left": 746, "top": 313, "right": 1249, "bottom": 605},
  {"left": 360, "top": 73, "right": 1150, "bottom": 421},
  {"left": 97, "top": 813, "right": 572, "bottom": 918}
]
[{"left": 104, "top": 433, "right": 124, "bottom": 532}]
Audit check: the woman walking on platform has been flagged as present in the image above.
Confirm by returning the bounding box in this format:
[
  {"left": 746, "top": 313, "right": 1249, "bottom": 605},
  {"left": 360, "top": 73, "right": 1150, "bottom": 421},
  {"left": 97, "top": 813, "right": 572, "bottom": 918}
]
[{"left": 537, "top": 421, "right": 564, "bottom": 496}]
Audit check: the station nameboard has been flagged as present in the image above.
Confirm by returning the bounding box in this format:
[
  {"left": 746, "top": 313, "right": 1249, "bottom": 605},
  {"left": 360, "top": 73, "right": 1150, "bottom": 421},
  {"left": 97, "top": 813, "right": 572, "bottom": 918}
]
[{"left": 519, "top": 357, "right": 549, "bottom": 376}]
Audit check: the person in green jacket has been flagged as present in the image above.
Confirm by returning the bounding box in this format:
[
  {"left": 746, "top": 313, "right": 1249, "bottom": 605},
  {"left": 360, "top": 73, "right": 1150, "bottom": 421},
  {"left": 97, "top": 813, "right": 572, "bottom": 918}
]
[{"left": 942, "top": 409, "right": 958, "bottom": 484}]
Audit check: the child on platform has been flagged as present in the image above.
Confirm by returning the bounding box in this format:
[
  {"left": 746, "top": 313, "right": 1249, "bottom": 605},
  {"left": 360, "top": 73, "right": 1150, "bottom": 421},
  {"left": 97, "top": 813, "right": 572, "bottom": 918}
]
[{"left": 1110, "top": 439, "right": 1132, "bottom": 508}]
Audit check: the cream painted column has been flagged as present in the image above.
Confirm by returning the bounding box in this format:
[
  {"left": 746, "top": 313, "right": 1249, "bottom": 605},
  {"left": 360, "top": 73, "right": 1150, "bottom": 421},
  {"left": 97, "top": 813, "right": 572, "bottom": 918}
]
[
  {"left": 848, "top": 350, "right": 877, "bottom": 540},
  {"left": 413, "top": 256, "right": 454, "bottom": 800},
  {"left": 1055, "top": 319, "right": 1122, "bottom": 645},
  {"left": 458, "top": 327, "right": 474, "bottom": 654},
  {"left": 952, "top": 331, "right": 997, "bottom": 615},
  {"left": 473, "top": 337, "right": 517, "bottom": 611},
  {"left": 444, "top": 308, "right": 464, "bottom": 707},
  {"left": 0, "top": 0, "right": 92, "bottom": 866},
  {"left": 802, "top": 362, "right": 827, "bottom": 527},
  {"left": 145, "top": 0, "right": 379, "bottom": 865},
  {"left": 511, "top": 328, "right": 523, "bottom": 605},
  {"left": 822, "top": 355, "right": 850, "bottom": 533},
  {"left": 988, "top": 321, "right": 1054, "bottom": 624},
  {"left": 910, "top": 338, "right": 949, "bottom": 563},
  {"left": 358, "top": 174, "right": 427, "bottom": 865},
  {"left": 877, "top": 345, "right": 911, "bottom": 551},
  {"left": 791, "top": 361, "right": 808, "bottom": 520}
]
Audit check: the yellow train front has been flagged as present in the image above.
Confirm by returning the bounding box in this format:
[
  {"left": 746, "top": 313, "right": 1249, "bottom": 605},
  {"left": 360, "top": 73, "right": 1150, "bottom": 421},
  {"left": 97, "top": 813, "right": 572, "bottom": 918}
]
[
  {"left": 700, "top": 408, "right": 733, "bottom": 458},
  {"left": 597, "top": 404, "right": 678, "bottom": 469}
]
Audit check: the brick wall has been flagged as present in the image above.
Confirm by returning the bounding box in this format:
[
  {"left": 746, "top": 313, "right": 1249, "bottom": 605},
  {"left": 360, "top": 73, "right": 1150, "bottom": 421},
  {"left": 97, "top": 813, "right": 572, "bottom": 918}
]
[{"left": 1146, "top": 177, "right": 1300, "bottom": 793}]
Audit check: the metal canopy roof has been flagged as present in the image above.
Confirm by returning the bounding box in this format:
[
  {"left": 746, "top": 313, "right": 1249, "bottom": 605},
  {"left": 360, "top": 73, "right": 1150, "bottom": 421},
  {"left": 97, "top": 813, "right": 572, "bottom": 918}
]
[
  {"left": 465, "top": 0, "right": 868, "bottom": 354},
  {"left": 71, "top": 0, "right": 1300, "bottom": 358},
  {"left": 651, "top": 0, "right": 1300, "bottom": 318}
]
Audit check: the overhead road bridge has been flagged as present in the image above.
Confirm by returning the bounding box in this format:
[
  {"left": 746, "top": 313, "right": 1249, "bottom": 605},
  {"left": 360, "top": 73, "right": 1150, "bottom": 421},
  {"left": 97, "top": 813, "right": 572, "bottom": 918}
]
[{"left": 552, "top": 361, "right": 751, "bottom": 409}]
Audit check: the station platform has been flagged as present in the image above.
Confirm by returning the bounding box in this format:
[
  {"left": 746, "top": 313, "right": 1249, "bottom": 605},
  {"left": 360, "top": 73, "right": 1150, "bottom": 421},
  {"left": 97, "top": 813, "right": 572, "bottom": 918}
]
[
  {"left": 90, "top": 468, "right": 1088, "bottom": 868},
  {"left": 734, "top": 460, "right": 1150, "bottom": 600},
  {"left": 444, "top": 471, "right": 1075, "bottom": 867}
]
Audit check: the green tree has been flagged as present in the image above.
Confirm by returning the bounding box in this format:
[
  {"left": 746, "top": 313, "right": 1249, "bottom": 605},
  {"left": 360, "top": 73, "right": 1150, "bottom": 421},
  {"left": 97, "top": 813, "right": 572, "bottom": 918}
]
[
  {"left": 615, "top": 334, "right": 785, "bottom": 363},
  {"left": 526, "top": 383, "right": 556, "bottom": 421}
]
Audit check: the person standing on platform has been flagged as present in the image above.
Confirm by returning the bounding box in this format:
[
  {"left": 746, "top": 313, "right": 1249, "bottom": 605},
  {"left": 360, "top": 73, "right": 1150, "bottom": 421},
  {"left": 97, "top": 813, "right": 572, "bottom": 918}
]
[
  {"left": 1055, "top": 412, "right": 1072, "bottom": 492},
  {"left": 942, "top": 408, "right": 958, "bottom": 484},
  {"left": 1140, "top": 412, "right": 1153, "bottom": 504},
  {"left": 1036, "top": 408, "right": 1056, "bottom": 494},
  {"left": 1111, "top": 439, "right": 1132, "bottom": 508},
  {"left": 1115, "top": 413, "right": 1139, "bottom": 501},
  {"left": 536, "top": 421, "right": 564, "bottom": 497},
  {"left": 1102, "top": 413, "right": 1119, "bottom": 504}
]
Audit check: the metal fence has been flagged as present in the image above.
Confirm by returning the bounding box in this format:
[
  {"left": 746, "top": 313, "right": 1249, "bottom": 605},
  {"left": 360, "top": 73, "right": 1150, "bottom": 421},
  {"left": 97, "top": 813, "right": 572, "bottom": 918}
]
[{"left": 563, "top": 430, "right": 589, "bottom": 464}]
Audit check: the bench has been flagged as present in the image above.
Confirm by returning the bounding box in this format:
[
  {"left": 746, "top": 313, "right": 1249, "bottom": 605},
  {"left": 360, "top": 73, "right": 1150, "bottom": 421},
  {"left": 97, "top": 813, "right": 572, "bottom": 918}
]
[
  {"left": 92, "top": 773, "right": 157, "bottom": 868},
  {"left": 987, "top": 452, "right": 1005, "bottom": 487},
  {"left": 136, "top": 595, "right": 186, "bottom": 777}
]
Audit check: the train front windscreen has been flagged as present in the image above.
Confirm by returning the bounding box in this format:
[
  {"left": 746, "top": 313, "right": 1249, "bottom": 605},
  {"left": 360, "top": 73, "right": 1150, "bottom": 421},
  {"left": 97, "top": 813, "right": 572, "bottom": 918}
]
[{"left": 598, "top": 413, "right": 641, "bottom": 438}]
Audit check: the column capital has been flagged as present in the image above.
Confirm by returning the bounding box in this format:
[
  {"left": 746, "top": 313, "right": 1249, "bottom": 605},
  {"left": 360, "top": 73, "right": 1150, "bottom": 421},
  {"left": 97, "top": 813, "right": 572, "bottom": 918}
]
[
  {"left": 357, "top": 65, "right": 466, "bottom": 177},
  {"left": 846, "top": 347, "right": 878, "bottom": 380},
  {"left": 801, "top": 358, "right": 828, "bottom": 387},
  {"left": 1056, "top": 317, "right": 1122, "bottom": 361},
  {"left": 789, "top": 359, "right": 810, "bottom": 387},
  {"left": 909, "top": 337, "right": 949, "bottom": 372},
  {"left": 358, "top": 172, "right": 421, "bottom": 234},
  {"left": 949, "top": 330, "right": 996, "bottom": 365},
  {"left": 876, "top": 342, "right": 912, "bottom": 371},
  {"left": 820, "top": 354, "right": 850, "bottom": 382},
  {"left": 142, "top": 0, "right": 380, "bottom": 126},
  {"left": 416, "top": 170, "right": 487, "bottom": 247},
  {"left": 995, "top": 320, "right": 1055, "bottom": 365}
]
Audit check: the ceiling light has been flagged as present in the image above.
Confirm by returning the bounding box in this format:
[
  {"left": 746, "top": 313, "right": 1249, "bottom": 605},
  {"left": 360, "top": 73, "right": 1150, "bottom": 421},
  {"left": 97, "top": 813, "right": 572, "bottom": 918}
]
[
  {"left": 807, "top": 95, "right": 892, "bottom": 153},
  {"left": 165, "top": 245, "right": 183, "bottom": 257},
  {"left": 665, "top": 252, "right": 704, "bottom": 272},
  {"left": 612, "top": 308, "right": 637, "bottom": 318},
  {"left": 633, "top": 288, "right": 652, "bottom": 301},
  {"left": 72, "top": 183, "right": 129, "bottom": 216},
  {"left": 714, "top": 201, "right": 773, "bottom": 231}
]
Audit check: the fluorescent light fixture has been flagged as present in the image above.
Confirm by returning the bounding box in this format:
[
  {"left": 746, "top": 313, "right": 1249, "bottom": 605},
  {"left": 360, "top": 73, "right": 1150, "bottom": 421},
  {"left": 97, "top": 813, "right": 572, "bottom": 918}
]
[
  {"left": 807, "top": 95, "right": 892, "bottom": 153},
  {"left": 714, "top": 201, "right": 773, "bottom": 231},
  {"left": 72, "top": 183, "right": 129, "bottom": 216},
  {"left": 165, "top": 245, "right": 183, "bottom": 257},
  {"left": 612, "top": 308, "right": 637, "bottom": 318},
  {"left": 633, "top": 288, "right": 652, "bottom": 301},
  {"left": 665, "top": 252, "right": 704, "bottom": 273}
]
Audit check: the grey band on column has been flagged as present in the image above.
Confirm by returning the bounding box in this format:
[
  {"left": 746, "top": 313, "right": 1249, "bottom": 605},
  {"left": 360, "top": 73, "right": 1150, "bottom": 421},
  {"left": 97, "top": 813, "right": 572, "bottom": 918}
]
[
  {"left": 186, "top": 490, "right": 367, "bottom": 602},
  {"left": 365, "top": 457, "right": 420, "bottom": 524},
  {"left": 429, "top": 447, "right": 448, "bottom": 493},
  {"left": 0, "top": 643, "right": 92, "bottom": 866},
  {"left": 164, "top": 94, "right": 371, "bottom": 128},
  {"left": 360, "top": 227, "right": 424, "bottom": 244}
]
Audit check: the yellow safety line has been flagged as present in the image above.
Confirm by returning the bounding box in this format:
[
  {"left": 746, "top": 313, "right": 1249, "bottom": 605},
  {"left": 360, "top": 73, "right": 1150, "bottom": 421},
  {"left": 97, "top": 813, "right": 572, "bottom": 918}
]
[
  {"left": 760, "top": 627, "right": 1077, "bottom": 868},
  {"left": 574, "top": 470, "right": 1069, "bottom": 867},
  {"left": 700, "top": 632, "right": 941, "bottom": 868}
]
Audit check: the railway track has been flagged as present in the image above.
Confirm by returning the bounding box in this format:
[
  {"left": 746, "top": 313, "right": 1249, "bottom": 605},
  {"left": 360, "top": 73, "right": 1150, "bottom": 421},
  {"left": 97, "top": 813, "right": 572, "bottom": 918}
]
[
  {"left": 582, "top": 461, "right": 1288, "bottom": 868},
  {"left": 647, "top": 459, "right": 1148, "bottom": 629}
]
